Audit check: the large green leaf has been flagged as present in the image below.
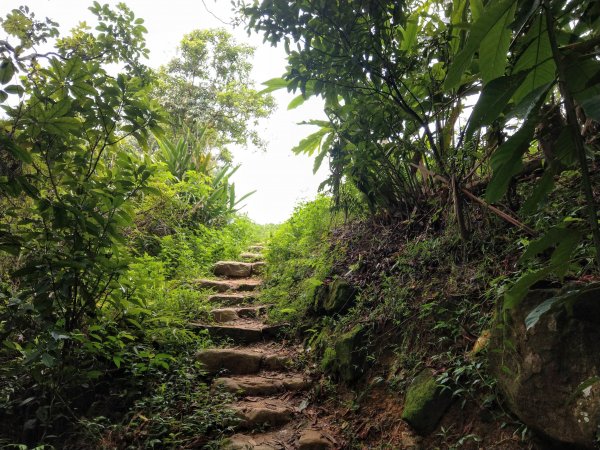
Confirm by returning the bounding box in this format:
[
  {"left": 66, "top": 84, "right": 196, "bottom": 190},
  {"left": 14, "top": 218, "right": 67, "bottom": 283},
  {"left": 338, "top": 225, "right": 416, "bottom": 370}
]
[
  {"left": 486, "top": 82, "right": 551, "bottom": 202},
  {"left": 520, "top": 226, "right": 571, "bottom": 263},
  {"left": 288, "top": 94, "right": 307, "bottom": 110},
  {"left": 0, "top": 135, "right": 32, "bottom": 164},
  {"left": 259, "top": 77, "right": 288, "bottom": 94},
  {"left": 511, "top": 14, "right": 556, "bottom": 104},
  {"left": 565, "top": 58, "right": 600, "bottom": 104},
  {"left": 479, "top": 1, "right": 516, "bottom": 84},
  {"left": 485, "top": 120, "right": 535, "bottom": 202},
  {"left": 449, "top": 0, "right": 467, "bottom": 56},
  {"left": 291, "top": 127, "right": 331, "bottom": 156},
  {"left": 400, "top": 16, "right": 419, "bottom": 53},
  {"left": 444, "top": 0, "right": 518, "bottom": 89},
  {"left": 504, "top": 266, "right": 554, "bottom": 309},
  {"left": 466, "top": 71, "right": 528, "bottom": 139},
  {"left": 521, "top": 166, "right": 556, "bottom": 213},
  {"left": 525, "top": 294, "right": 562, "bottom": 330},
  {"left": 526, "top": 285, "right": 600, "bottom": 330},
  {"left": 0, "top": 59, "right": 15, "bottom": 85},
  {"left": 470, "top": 0, "right": 484, "bottom": 22},
  {"left": 553, "top": 126, "right": 578, "bottom": 167}
]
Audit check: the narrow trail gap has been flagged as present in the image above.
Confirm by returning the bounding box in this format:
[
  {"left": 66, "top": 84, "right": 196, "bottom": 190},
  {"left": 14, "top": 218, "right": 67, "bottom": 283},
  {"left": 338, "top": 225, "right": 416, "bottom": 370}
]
[{"left": 193, "top": 245, "right": 337, "bottom": 449}]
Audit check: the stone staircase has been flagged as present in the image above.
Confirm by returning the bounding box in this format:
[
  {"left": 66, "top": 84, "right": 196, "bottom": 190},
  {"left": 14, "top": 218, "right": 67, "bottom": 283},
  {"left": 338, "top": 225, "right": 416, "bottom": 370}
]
[{"left": 194, "top": 245, "right": 336, "bottom": 449}]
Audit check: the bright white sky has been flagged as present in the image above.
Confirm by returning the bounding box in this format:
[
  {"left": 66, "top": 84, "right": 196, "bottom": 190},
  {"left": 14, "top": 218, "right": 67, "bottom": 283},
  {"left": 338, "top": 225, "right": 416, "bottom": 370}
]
[{"left": 1, "top": 0, "right": 328, "bottom": 224}]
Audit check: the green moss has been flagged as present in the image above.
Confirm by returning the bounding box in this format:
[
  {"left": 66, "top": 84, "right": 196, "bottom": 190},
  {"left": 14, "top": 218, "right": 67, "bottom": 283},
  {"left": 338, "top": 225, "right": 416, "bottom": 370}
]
[
  {"left": 321, "top": 347, "right": 337, "bottom": 371},
  {"left": 402, "top": 369, "right": 452, "bottom": 435},
  {"left": 335, "top": 325, "right": 366, "bottom": 382},
  {"left": 324, "top": 278, "right": 356, "bottom": 313},
  {"left": 307, "top": 279, "right": 328, "bottom": 313}
]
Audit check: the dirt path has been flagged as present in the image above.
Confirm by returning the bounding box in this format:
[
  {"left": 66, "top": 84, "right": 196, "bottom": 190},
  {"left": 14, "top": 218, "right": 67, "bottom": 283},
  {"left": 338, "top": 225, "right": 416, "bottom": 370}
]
[{"left": 194, "top": 246, "right": 337, "bottom": 449}]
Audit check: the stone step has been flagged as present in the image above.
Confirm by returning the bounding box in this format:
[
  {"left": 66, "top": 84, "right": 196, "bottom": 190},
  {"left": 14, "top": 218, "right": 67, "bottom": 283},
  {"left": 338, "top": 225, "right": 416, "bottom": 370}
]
[
  {"left": 297, "top": 430, "right": 335, "bottom": 449},
  {"left": 193, "top": 278, "right": 233, "bottom": 292},
  {"left": 240, "top": 252, "right": 263, "bottom": 262},
  {"left": 196, "top": 348, "right": 290, "bottom": 375},
  {"left": 224, "top": 428, "right": 334, "bottom": 449},
  {"left": 194, "top": 278, "right": 262, "bottom": 293},
  {"left": 190, "top": 321, "right": 284, "bottom": 343},
  {"left": 213, "top": 261, "right": 253, "bottom": 278},
  {"left": 211, "top": 305, "right": 268, "bottom": 323},
  {"left": 207, "top": 293, "right": 257, "bottom": 306},
  {"left": 248, "top": 245, "right": 265, "bottom": 253},
  {"left": 213, "top": 261, "right": 266, "bottom": 278},
  {"left": 224, "top": 433, "right": 285, "bottom": 450},
  {"left": 232, "top": 398, "right": 294, "bottom": 429},
  {"left": 214, "top": 373, "right": 309, "bottom": 396}
]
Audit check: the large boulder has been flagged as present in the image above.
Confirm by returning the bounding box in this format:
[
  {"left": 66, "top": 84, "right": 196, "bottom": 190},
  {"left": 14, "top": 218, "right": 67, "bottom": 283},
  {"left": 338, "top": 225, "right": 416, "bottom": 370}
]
[
  {"left": 310, "top": 278, "right": 357, "bottom": 315},
  {"left": 323, "top": 278, "right": 356, "bottom": 313},
  {"left": 401, "top": 369, "right": 452, "bottom": 435},
  {"left": 489, "top": 284, "right": 600, "bottom": 448},
  {"left": 322, "top": 325, "right": 367, "bottom": 382}
]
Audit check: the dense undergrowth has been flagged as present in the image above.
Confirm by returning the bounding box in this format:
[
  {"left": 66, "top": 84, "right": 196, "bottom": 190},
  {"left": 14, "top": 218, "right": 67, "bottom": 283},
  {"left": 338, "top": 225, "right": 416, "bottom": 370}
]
[
  {"left": 0, "top": 4, "right": 272, "bottom": 448},
  {"left": 1, "top": 0, "right": 600, "bottom": 448},
  {"left": 260, "top": 166, "right": 600, "bottom": 448}
]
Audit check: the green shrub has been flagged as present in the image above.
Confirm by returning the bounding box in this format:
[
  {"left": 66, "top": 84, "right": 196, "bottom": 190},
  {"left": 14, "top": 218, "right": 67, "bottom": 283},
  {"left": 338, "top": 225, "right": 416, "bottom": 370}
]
[{"left": 262, "top": 196, "right": 337, "bottom": 323}]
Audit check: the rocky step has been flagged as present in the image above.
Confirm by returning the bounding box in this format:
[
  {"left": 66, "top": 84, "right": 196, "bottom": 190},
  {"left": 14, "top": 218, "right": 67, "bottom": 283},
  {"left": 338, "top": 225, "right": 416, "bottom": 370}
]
[
  {"left": 190, "top": 320, "right": 285, "bottom": 343},
  {"left": 211, "top": 305, "right": 269, "bottom": 323},
  {"left": 207, "top": 293, "right": 258, "bottom": 306},
  {"left": 240, "top": 252, "right": 263, "bottom": 262},
  {"left": 248, "top": 245, "right": 265, "bottom": 253},
  {"left": 225, "top": 428, "right": 333, "bottom": 449},
  {"left": 250, "top": 261, "right": 266, "bottom": 275},
  {"left": 214, "top": 372, "right": 309, "bottom": 396},
  {"left": 194, "top": 278, "right": 262, "bottom": 293},
  {"left": 196, "top": 348, "right": 290, "bottom": 375},
  {"left": 213, "top": 261, "right": 265, "bottom": 278},
  {"left": 232, "top": 398, "right": 294, "bottom": 429}
]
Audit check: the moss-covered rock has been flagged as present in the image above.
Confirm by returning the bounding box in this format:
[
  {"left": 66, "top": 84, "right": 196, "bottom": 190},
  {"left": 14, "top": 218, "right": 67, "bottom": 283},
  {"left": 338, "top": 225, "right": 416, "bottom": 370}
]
[
  {"left": 334, "top": 325, "right": 367, "bottom": 382},
  {"left": 323, "top": 278, "right": 356, "bottom": 313},
  {"left": 320, "top": 347, "right": 337, "bottom": 372},
  {"left": 310, "top": 282, "right": 329, "bottom": 314},
  {"left": 401, "top": 369, "right": 452, "bottom": 435}
]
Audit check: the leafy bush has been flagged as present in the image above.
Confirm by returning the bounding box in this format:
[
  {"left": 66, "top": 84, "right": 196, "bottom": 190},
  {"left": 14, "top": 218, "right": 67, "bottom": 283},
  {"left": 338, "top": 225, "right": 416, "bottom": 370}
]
[
  {"left": 262, "top": 196, "right": 338, "bottom": 323},
  {"left": 0, "top": 4, "right": 266, "bottom": 447}
]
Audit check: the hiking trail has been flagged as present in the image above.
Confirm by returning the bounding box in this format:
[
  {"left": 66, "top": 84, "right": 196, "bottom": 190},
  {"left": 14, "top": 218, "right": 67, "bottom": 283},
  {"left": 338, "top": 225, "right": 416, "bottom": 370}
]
[{"left": 192, "top": 245, "right": 337, "bottom": 449}]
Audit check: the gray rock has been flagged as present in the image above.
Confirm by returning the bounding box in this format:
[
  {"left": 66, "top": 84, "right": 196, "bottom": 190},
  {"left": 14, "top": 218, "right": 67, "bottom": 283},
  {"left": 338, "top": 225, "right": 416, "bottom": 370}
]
[
  {"left": 191, "top": 323, "right": 281, "bottom": 343},
  {"left": 297, "top": 429, "right": 333, "bottom": 449},
  {"left": 210, "top": 306, "right": 267, "bottom": 322},
  {"left": 194, "top": 278, "right": 234, "bottom": 292},
  {"left": 232, "top": 399, "right": 294, "bottom": 428},
  {"left": 207, "top": 293, "right": 256, "bottom": 306},
  {"left": 214, "top": 261, "right": 253, "bottom": 278},
  {"left": 251, "top": 261, "right": 266, "bottom": 275},
  {"left": 196, "top": 348, "right": 290, "bottom": 375},
  {"left": 196, "top": 349, "right": 263, "bottom": 374},
  {"left": 489, "top": 284, "right": 600, "bottom": 448},
  {"left": 214, "top": 373, "right": 309, "bottom": 396}
]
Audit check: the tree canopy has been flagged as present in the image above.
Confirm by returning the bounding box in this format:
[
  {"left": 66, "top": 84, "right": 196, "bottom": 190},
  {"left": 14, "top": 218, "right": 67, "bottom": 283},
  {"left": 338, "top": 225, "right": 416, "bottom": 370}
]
[
  {"left": 242, "top": 0, "right": 600, "bottom": 299},
  {"left": 153, "top": 28, "right": 275, "bottom": 160}
]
